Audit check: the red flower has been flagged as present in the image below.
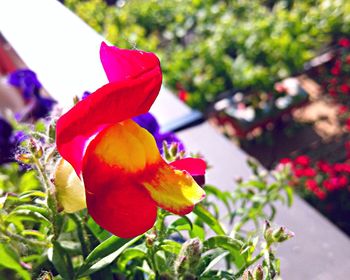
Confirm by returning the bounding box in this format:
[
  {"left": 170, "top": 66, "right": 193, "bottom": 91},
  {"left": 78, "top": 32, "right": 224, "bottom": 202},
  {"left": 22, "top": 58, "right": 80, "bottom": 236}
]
[
  {"left": 56, "top": 42, "right": 205, "bottom": 238},
  {"left": 339, "top": 84, "right": 350, "bottom": 94},
  {"left": 280, "top": 158, "right": 293, "bottom": 164},
  {"left": 338, "top": 38, "right": 350, "bottom": 48},
  {"left": 346, "top": 118, "right": 350, "bottom": 131},
  {"left": 178, "top": 89, "right": 189, "bottom": 102},
  {"left": 295, "top": 155, "right": 310, "bottom": 167},
  {"left": 346, "top": 55, "right": 350, "bottom": 64},
  {"left": 338, "top": 105, "right": 348, "bottom": 115},
  {"left": 328, "top": 87, "right": 337, "bottom": 97},
  {"left": 331, "top": 60, "right": 342, "bottom": 76},
  {"left": 317, "top": 160, "right": 333, "bottom": 175},
  {"left": 329, "top": 78, "right": 338, "bottom": 85},
  {"left": 306, "top": 179, "right": 318, "bottom": 192},
  {"left": 314, "top": 189, "right": 326, "bottom": 200}
]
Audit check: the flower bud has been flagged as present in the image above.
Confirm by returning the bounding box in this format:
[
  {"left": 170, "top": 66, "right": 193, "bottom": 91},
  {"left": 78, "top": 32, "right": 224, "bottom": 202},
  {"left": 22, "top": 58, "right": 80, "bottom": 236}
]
[
  {"left": 272, "top": 226, "right": 294, "bottom": 243},
  {"left": 169, "top": 142, "right": 179, "bottom": 157},
  {"left": 253, "top": 265, "right": 264, "bottom": 280},
  {"left": 15, "top": 153, "right": 33, "bottom": 164},
  {"left": 145, "top": 231, "right": 157, "bottom": 248},
  {"left": 29, "top": 138, "right": 43, "bottom": 158},
  {"left": 174, "top": 238, "right": 202, "bottom": 275},
  {"left": 55, "top": 159, "right": 86, "bottom": 213}
]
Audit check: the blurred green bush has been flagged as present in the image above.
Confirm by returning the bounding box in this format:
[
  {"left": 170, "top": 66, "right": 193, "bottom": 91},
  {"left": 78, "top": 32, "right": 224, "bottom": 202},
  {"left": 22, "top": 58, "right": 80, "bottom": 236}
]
[{"left": 65, "top": 0, "right": 350, "bottom": 109}]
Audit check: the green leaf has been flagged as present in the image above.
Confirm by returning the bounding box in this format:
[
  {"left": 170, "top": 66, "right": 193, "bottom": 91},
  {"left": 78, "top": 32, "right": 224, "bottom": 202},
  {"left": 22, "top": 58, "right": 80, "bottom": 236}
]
[
  {"left": 13, "top": 204, "right": 50, "bottom": 219},
  {"left": 193, "top": 204, "right": 226, "bottom": 235},
  {"left": 0, "top": 243, "right": 30, "bottom": 280},
  {"left": 241, "top": 180, "right": 266, "bottom": 190},
  {"left": 18, "top": 171, "right": 40, "bottom": 192},
  {"left": 160, "top": 240, "right": 182, "bottom": 255},
  {"left": 117, "top": 248, "right": 146, "bottom": 271},
  {"left": 200, "top": 270, "right": 236, "bottom": 280},
  {"left": 19, "top": 190, "right": 46, "bottom": 200},
  {"left": 203, "top": 236, "right": 243, "bottom": 252},
  {"left": 77, "top": 235, "right": 143, "bottom": 277},
  {"left": 196, "top": 250, "right": 229, "bottom": 275},
  {"left": 48, "top": 241, "right": 74, "bottom": 280},
  {"left": 204, "top": 185, "right": 232, "bottom": 213},
  {"left": 6, "top": 209, "right": 51, "bottom": 227},
  {"left": 167, "top": 216, "right": 193, "bottom": 233},
  {"left": 190, "top": 224, "right": 206, "bottom": 241},
  {"left": 86, "top": 217, "right": 111, "bottom": 242},
  {"left": 285, "top": 186, "right": 293, "bottom": 207}
]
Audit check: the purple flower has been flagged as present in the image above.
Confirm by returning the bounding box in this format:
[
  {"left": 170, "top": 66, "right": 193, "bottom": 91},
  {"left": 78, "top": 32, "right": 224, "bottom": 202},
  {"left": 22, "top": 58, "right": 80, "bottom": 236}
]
[
  {"left": 133, "top": 112, "right": 160, "bottom": 136},
  {"left": 0, "top": 117, "right": 15, "bottom": 164},
  {"left": 81, "top": 91, "right": 91, "bottom": 100},
  {"left": 8, "top": 69, "right": 42, "bottom": 101},
  {"left": 133, "top": 112, "right": 184, "bottom": 153},
  {"left": 8, "top": 69, "right": 56, "bottom": 120}
]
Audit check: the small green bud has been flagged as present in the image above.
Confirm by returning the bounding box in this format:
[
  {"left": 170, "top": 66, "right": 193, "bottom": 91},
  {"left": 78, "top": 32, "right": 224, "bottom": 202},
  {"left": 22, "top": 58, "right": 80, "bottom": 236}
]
[
  {"left": 169, "top": 142, "right": 179, "bottom": 157},
  {"left": 273, "top": 226, "right": 294, "bottom": 243},
  {"left": 48, "top": 123, "right": 56, "bottom": 141},
  {"left": 145, "top": 231, "right": 157, "bottom": 248},
  {"left": 263, "top": 221, "right": 274, "bottom": 245},
  {"left": 29, "top": 138, "right": 43, "bottom": 158},
  {"left": 73, "top": 95, "right": 80, "bottom": 105}
]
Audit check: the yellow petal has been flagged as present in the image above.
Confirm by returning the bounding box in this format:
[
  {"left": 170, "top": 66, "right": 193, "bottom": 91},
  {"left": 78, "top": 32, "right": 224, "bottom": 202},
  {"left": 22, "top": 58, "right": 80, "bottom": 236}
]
[
  {"left": 143, "top": 163, "right": 206, "bottom": 215},
  {"left": 55, "top": 159, "right": 86, "bottom": 213},
  {"left": 92, "top": 119, "right": 160, "bottom": 173}
]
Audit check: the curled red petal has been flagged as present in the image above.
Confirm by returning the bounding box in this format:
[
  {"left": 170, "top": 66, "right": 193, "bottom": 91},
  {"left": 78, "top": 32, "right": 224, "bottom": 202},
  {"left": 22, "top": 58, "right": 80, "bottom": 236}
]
[
  {"left": 56, "top": 45, "right": 162, "bottom": 176},
  {"left": 100, "top": 42, "right": 161, "bottom": 83},
  {"left": 170, "top": 158, "right": 207, "bottom": 176}
]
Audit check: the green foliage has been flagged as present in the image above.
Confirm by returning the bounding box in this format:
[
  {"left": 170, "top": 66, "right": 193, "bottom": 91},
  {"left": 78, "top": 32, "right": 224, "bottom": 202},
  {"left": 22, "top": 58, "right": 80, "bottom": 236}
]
[{"left": 67, "top": 0, "right": 350, "bottom": 109}]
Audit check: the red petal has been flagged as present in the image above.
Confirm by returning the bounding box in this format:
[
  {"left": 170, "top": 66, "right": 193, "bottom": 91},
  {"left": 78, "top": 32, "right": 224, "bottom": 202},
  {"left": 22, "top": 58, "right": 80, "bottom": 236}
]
[
  {"left": 170, "top": 158, "right": 206, "bottom": 176},
  {"left": 100, "top": 42, "right": 161, "bottom": 83},
  {"left": 56, "top": 49, "right": 162, "bottom": 177},
  {"left": 83, "top": 145, "right": 157, "bottom": 238}
]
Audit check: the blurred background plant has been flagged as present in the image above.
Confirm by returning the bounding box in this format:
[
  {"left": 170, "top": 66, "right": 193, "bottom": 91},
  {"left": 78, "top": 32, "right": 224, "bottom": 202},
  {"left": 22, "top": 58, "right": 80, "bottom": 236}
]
[{"left": 65, "top": 0, "right": 350, "bottom": 109}]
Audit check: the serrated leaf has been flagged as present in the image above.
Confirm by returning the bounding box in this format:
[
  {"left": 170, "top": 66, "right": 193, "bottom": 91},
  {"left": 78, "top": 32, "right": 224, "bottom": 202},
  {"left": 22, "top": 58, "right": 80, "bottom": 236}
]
[
  {"left": 193, "top": 204, "right": 226, "bottom": 235},
  {"left": 76, "top": 235, "right": 142, "bottom": 277}
]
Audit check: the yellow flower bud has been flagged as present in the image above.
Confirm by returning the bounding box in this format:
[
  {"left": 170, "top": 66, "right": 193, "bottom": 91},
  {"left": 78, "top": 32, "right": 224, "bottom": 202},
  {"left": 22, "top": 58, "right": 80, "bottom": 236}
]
[{"left": 55, "top": 159, "right": 86, "bottom": 213}]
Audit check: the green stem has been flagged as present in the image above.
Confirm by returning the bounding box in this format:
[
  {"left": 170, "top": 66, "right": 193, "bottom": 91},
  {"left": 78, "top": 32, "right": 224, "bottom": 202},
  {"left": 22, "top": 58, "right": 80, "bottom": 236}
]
[
  {"left": 70, "top": 213, "right": 89, "bottom": 258},
  {"left": 234, "top": 245, "right": 269, "bottom": 278},
  {"left": 31, "top": 153, "right": 60, "bottom": 240}
]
